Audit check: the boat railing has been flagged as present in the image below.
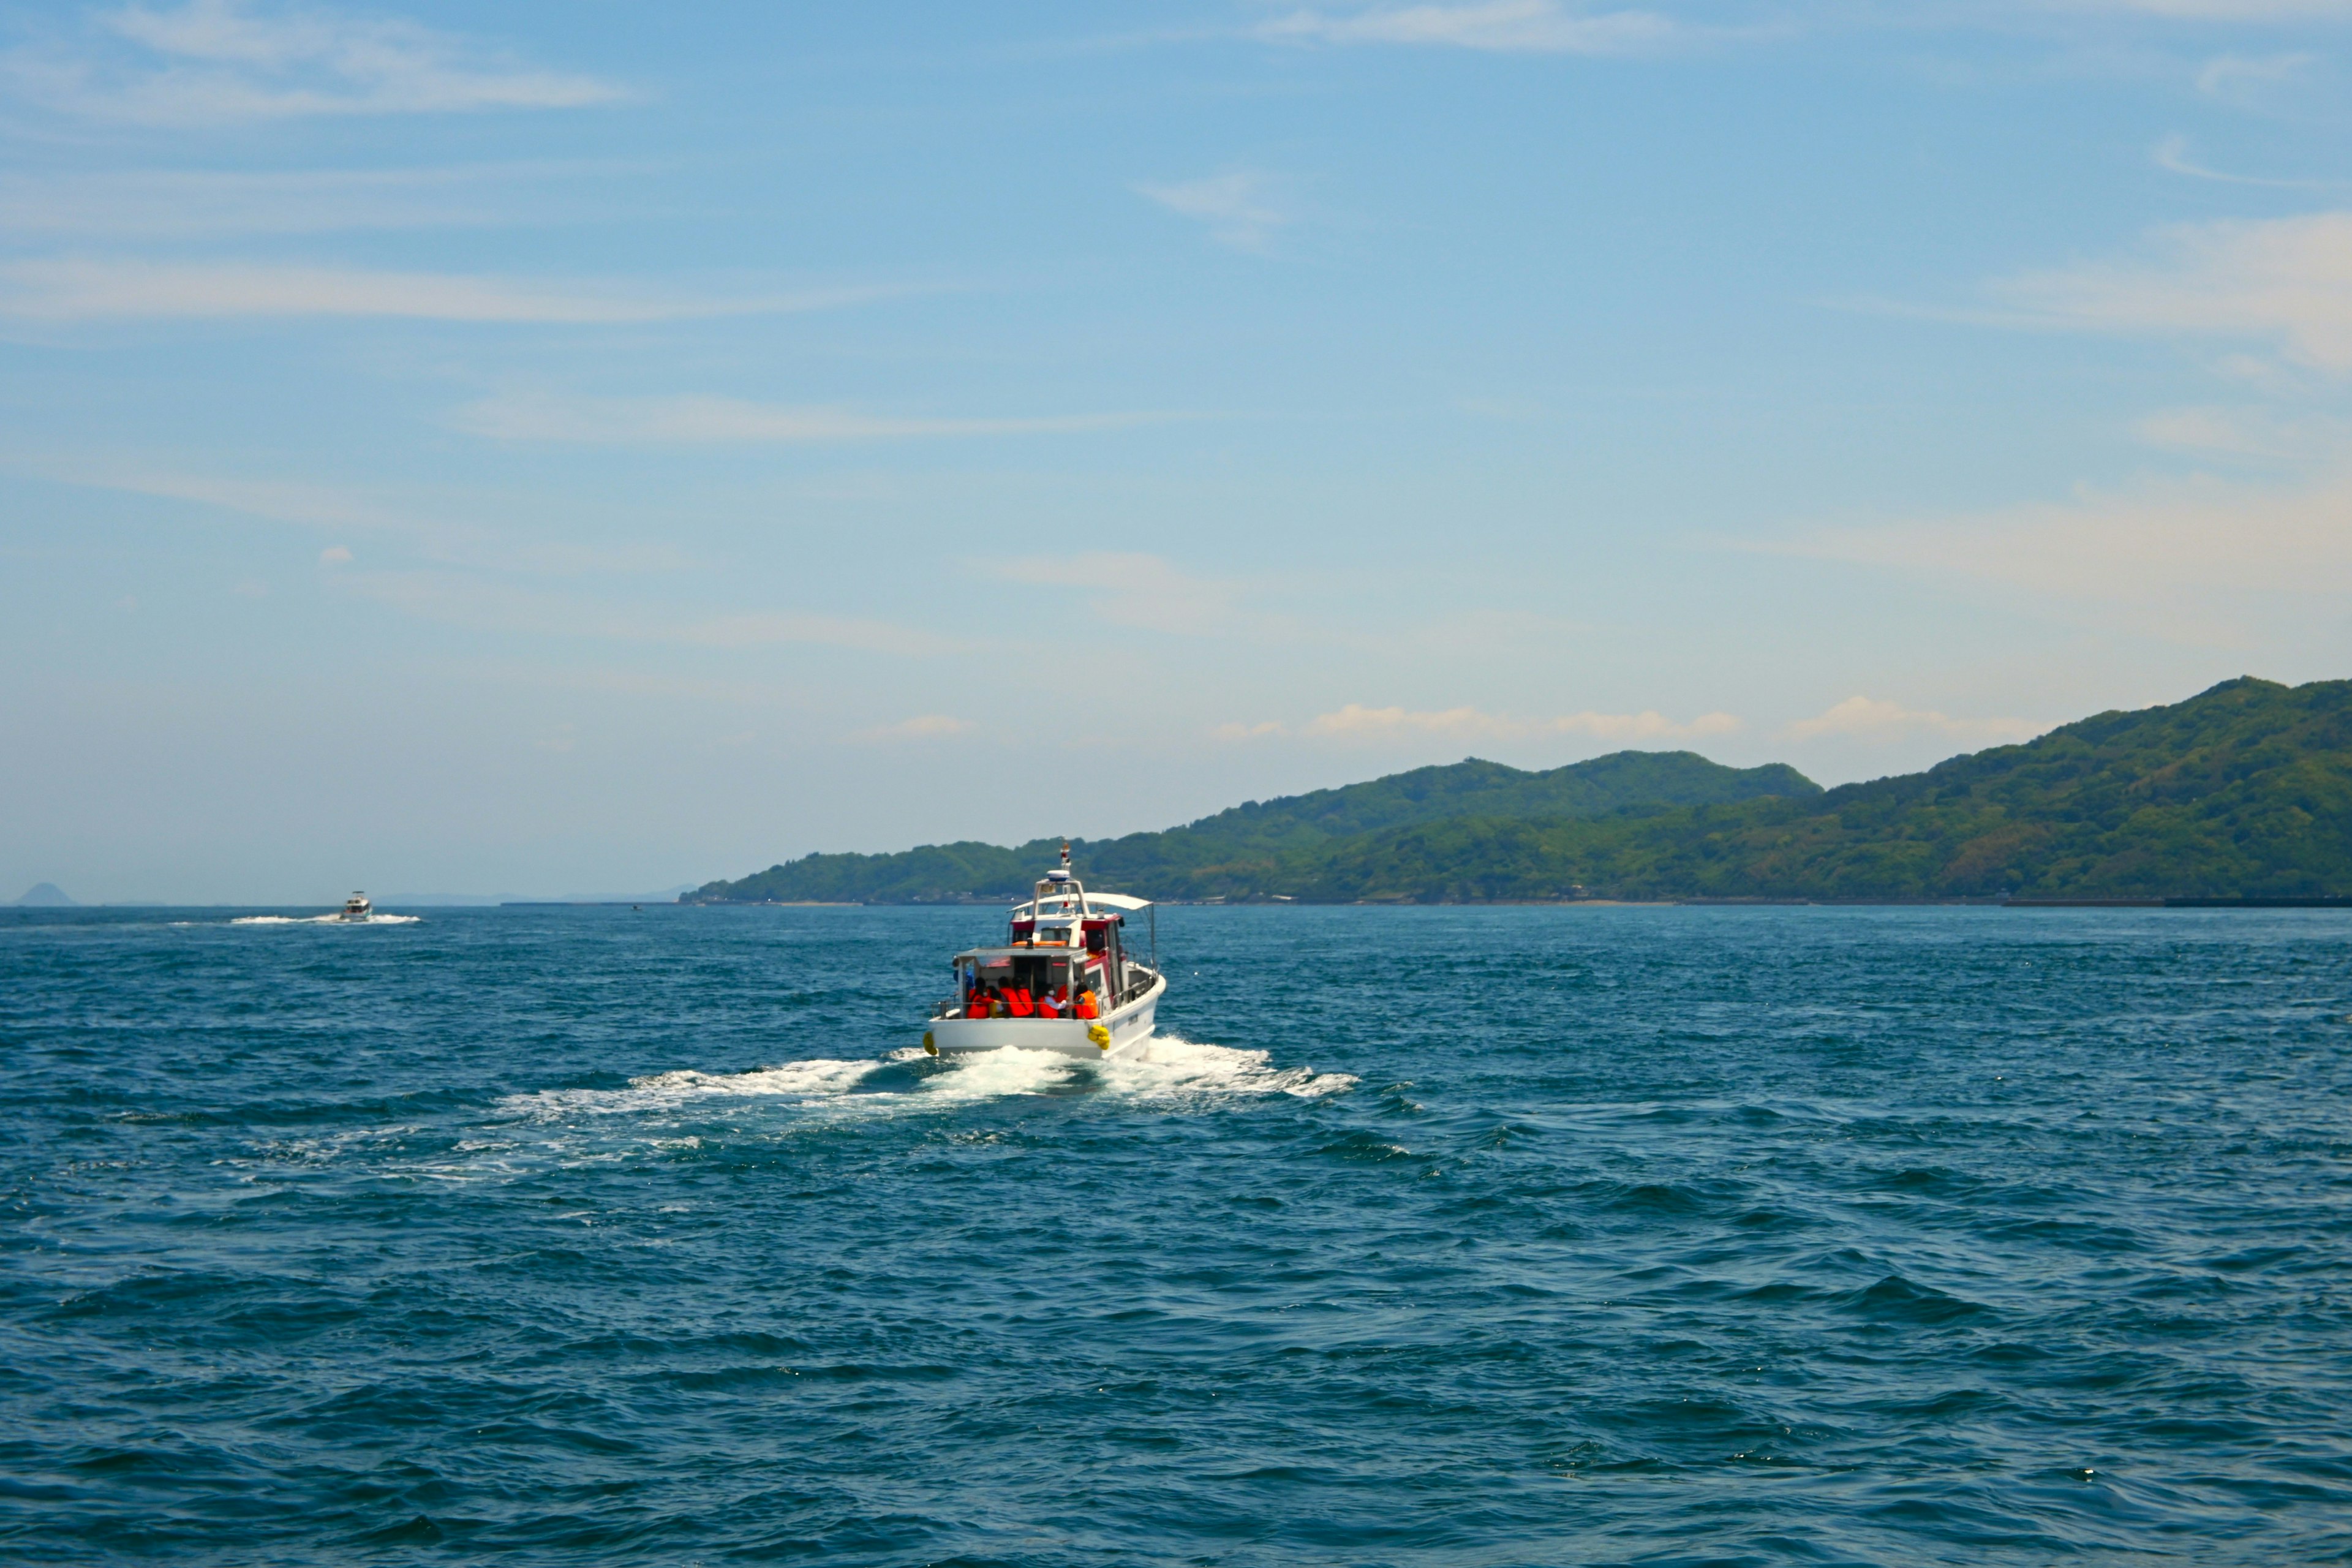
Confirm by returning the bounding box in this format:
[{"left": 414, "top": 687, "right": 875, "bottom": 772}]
[{"left": 1115, "top": 966, "right": 1158, "bottom": 1008}]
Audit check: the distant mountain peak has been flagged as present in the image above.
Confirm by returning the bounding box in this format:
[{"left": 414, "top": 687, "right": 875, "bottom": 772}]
[{"left": 16, "top": 882, "right": 77, "bottom": 907}]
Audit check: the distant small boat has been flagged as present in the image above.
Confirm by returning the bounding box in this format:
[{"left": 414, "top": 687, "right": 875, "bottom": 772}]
[
  {"left": 924, "top": 846, "right": 1162, "bottom": 1060},
  {"left": 340, "top": 892, "right": 372, "bottom": 921}
]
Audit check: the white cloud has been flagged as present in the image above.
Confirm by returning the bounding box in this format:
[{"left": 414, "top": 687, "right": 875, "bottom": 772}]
[
  {"left": 1134, "top": 172, "right": 1290, "bottom": 252},
  {"left": 1297, "top": 703, "right": 1740, "bottom": 742},
  {"left": 4, "top": 0, "right": 623, "bottom": 126},
  {"left": 456, "top": 391, "right": 1167, "bottom": 444},
  {"left": 854, "top": 715, "right": 978, "bottom": 742},
  {"left": 1211, "top": 720, "right": 1286, "bottom": 741},
  {"left": 1991, "top": 211, "right": 2352, "bottom": 371},
  {"left": 318, "top": 545, "right": 352, "bottom": 564},
  {"left": 1775, "top": 469, "right": 2352, "bottom": 611},
  {"left": 0, "top": 258, "right": 880, "bottom": 324},
  {"left": 1259, "top": 1, "right": 1684, "bottom": 53},
  {"left": 1785, "top": 696, "right": 2046, "bottom": 746}
]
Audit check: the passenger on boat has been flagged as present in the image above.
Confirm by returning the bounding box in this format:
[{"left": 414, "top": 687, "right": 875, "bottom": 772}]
[
  {"left": 1074, "top": 989, "right": 1099, "bottom": 1020},
  {"left": 1006, "top": 987, "right": 1036, "bottom": 1019}
]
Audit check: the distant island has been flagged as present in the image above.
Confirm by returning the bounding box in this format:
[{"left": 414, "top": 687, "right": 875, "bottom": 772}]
[
  {"left": 13, "top": 883, "right": 77, "bottom": 907},
  {"left": 687, "top": 677, "right": 2352, "bottom": 905}
]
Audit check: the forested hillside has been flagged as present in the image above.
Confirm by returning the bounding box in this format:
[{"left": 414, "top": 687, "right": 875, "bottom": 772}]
[
  {"left": 685, "top": 678, "right": 2352, "bottom": 903},
  {"left": 687, "top": 751, "right": 1818, "bottom": 903}
]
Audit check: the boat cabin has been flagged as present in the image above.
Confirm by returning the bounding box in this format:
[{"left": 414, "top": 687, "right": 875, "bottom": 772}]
[{"left": 946, "top": 865, "right": 1152, "bottom": 1019}]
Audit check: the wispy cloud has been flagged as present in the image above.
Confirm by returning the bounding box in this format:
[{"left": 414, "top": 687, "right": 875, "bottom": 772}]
[
  {"left": 0, "top": 259, "right": 889, "bottom": 324},
  {"left": 2135, "top": 402, "right": 2351, "bottom": 459},
  {"left": 1258, "top": 1, "right": 1685, "bottom": 54},
  {"left": 1785, "top": 696, "right": 2045, "bottom": 747},
  {"left": 2191, "top": 49, "right": 2345, "bottom": 118},
  {"left": 1134, "top": 172, "right": 1291, "bottom": 252},
  {"left": 0, "top": 163, "right": 633, "bottom": 239},
  {"left": 49, "top": 466, "right": 692, "bottom": 575},
  {"left": 4, "top": 0, "right": 623, "bottom": 126},
  {"left": 456, "top": 391, "right": 1171, "bottom": 444},
  {"left": 1254, "top": 703, "right": 1740, "bottom": 743},
  {"left": 994, "top": 552, "right": 1279, "bottom": 637},
  {"left": 1989, "top": 211, "right": 2352, "bottom": 372},
  {"left": 2150, "top": 134, "right": 2338, "bottom": 190},
  {"left": 853, "top": 715, "right": 977, "bottom": 742},
  {"left": 1771, "top": 469, "right": 2352, "bottom": 615},
  {"left": 340, "top": 570, "right": 965, "bottom": 656},
  {"left": 2084, "top": 0, "right": 2352, "bottom": 20}
]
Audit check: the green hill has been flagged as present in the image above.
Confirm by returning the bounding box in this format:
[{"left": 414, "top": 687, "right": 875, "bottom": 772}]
[
  {"left": 687, "top": 750, "right": 1819, "bottom": 903},
  {"left": 686, "top": 678, "right": 2352, "bottom": 904},
  {"left": 1226, "top": 676, "right": 2352, "bottom": 903}
]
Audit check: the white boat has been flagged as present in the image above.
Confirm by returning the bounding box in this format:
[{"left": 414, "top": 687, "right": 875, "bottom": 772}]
[
  {"left": 339, "top": 892, "right": 372, "bottom": 921},
  {"left": 924, "top": 848, "right": 1163, "bottom": 1060}
]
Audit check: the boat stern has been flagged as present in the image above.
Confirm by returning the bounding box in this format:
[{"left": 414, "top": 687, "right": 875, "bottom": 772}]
[{"left": 925, "top": 1016, "right": 1111, "bottom": 1060}]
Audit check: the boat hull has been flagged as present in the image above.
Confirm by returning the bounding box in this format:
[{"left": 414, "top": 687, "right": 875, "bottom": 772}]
[{"left": 928, "top": 973, "right": 1162, "bottom": 1060}]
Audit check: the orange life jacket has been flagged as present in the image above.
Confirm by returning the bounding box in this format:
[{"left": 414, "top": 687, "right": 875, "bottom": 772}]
[
  {"left": 1006, "top": 988, "right": 1036, "bottom": 1019},
  {"left": 1074, "top": 991, "right": 1099, "bottom": 1020}
]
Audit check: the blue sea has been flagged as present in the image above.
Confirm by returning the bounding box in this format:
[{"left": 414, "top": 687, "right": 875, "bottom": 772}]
[{"left": 4, "top": 904, "right": 2350, "bottom": 1566}]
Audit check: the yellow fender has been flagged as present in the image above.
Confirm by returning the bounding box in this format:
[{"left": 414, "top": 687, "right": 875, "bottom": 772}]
[
  {"left": 922, "top": 1031, "right": 937, "bottom": 1056},
  {"left": 1088, "top": 1022, "right": 1111, "bottom": 1050}
]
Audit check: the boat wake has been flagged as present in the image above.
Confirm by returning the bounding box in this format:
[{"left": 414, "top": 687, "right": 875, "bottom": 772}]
[
  {"left": 230, "top": 913, "right": 421, "bottom": 925},
  {"left": 498, "top": 1035, "right": 1353, "bottom": 1125},
  {"left": 1101, "top": 1035, "right": 1357, "bottom": 1102}
]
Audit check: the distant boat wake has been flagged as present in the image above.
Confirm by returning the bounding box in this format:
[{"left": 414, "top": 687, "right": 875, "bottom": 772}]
[{"left": 230, "top": 913, "right": 421, "bottom": 925}]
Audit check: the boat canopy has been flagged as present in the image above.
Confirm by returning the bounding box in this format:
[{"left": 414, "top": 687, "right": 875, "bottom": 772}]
[
  {"left": 952, "top": 944, "right": 1112, "bottom": 965},
  {"left": 1011, "top": 889, "right": 1151, "bottom": 918}
]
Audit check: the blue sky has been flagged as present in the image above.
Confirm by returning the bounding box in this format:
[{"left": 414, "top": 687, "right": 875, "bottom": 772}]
[{"left": 4, "top": 0, "right": 2351, "bottom": 902}]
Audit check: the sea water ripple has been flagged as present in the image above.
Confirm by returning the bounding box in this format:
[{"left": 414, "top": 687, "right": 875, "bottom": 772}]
[{"left": 2, "top": 904, "right": 2349, "bottom": 1565}]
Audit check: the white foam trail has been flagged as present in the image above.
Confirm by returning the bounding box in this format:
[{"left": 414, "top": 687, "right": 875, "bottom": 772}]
[
  {"left": 491, "top": 1036, "right": 1347, "bottom": 1139},
  {"left": 1099, "top": 1035, "right": 1357, "bottom": 1102},
  {"left": 920, "top": 1046, "right": 1077, "bottom": 1101},
  {"left": 229, "top": 913, "right": 420, "bottom": 925},
  {"left": 503, "top": 1057, "right": 882, "bottom": 1118}
]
